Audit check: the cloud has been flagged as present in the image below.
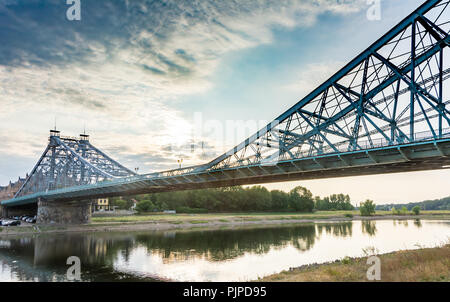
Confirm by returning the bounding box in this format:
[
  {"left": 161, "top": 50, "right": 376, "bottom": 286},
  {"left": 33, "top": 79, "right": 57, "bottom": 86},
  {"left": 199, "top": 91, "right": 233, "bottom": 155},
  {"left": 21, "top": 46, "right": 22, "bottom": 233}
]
[
  {"left": 283, "top": 61, "right": 346, "bottom": 98},
  {"left": 0, "top": 0, "right": 366, "bottom": 95},
  {"left": 0, "top": 131, "right": 44, "bottom": 158},
  {"left": 0, "top": 0, "right": 367, "bottom": 180},
  {"left": 0, "top": 0, "right": 366, "bottom": 111}
]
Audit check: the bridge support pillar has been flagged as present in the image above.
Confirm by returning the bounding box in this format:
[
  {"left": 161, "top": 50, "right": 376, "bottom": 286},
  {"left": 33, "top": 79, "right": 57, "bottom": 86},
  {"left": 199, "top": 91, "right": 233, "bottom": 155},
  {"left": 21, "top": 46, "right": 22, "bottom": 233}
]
[
  {"left": 37, "top": 199, "right": 92, "bottom": 225},
  {"left": 0, "top": 205, "right": 6, "bottom": 218}
]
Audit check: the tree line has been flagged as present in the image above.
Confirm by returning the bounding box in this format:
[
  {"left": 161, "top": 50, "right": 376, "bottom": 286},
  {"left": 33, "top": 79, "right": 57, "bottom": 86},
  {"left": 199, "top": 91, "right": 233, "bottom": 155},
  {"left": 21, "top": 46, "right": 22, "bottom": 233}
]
[
  {"left": 110, "top": 185, "right": 355, "bottom": 213},
  {"left": 376, "top": 196, "right": 450, "bottom": 211}
]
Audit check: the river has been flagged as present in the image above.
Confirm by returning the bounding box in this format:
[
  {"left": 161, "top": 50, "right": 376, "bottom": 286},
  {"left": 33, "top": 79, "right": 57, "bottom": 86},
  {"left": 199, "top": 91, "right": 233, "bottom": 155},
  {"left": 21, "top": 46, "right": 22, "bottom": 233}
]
[{"left": 0, "top": 219, "right": 449, "bottom": 281}]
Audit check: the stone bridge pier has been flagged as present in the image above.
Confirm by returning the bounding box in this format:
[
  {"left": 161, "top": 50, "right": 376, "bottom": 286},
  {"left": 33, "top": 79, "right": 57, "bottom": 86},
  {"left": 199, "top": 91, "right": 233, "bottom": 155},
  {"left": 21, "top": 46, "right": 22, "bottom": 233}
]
[{"left": 37, "top": 199, "right": 93, "bottom": 225}]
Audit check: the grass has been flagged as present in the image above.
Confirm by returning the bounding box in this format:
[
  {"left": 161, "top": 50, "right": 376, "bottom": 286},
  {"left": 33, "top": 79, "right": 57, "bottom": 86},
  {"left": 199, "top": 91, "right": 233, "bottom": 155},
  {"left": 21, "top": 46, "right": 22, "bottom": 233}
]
[
  {"left": 188, "top": 220, "right": 209, "bottom": 224},
  {"left": 257, "top": 244, "right": 450, "bottom": 282},
  {"left": 91, "top": 210, "right": 450, "bottom": 225},
  {"left": 91, "top": 210, "right": 359, "bottom": 224}
]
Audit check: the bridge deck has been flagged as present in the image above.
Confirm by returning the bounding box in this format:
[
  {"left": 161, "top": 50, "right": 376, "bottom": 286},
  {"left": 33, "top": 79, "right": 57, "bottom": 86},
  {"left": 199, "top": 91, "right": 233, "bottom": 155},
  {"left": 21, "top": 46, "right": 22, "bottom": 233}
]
[{"left": 3, "top": 137, "right": 450, "bottom": 207}]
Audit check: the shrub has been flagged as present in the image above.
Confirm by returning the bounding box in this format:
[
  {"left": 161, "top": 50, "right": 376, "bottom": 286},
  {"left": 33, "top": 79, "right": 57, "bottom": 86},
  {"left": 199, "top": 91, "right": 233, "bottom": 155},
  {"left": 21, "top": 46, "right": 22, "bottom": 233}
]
[
  {"left": 359, "top": 199, "right": 376, "bottom": 216},
  {"left": 412, "top": 206, "right": 421, "bottom": 215},
  {"left": 111, "top": 198, "right": 129, "bottom": 210},
  {"left": 400, "top": 206, "right": 409, "bottom": 215},
  {"left": 135, "top": 200, "right": 155, "bottom": 213},
  {"left": 344, "top": 213, "right": 353, "bottom": 218},
  {"left": 341, "top": 256, "right": 352, "bottom": 265}
]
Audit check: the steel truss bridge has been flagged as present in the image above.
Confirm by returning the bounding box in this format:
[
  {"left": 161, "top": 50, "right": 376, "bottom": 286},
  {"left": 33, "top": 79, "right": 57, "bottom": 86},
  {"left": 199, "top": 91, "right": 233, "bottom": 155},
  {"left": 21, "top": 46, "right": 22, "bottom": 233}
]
[{"left": 3, "top": 0, "right": 450, "bottom": 209}]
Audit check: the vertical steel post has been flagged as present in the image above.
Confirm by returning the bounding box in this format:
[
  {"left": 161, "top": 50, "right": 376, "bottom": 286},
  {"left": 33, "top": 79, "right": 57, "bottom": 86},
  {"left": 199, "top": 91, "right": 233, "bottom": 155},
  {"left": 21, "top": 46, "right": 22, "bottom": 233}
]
[
  {"left": 410, "top": 19, "right": 416, "bottom": 141},
  {"left": 439, "top": 48, "right": 443, "bottom": 138},
  {"left": 49, "top": 141, "right": 56, "bottom": 191}
]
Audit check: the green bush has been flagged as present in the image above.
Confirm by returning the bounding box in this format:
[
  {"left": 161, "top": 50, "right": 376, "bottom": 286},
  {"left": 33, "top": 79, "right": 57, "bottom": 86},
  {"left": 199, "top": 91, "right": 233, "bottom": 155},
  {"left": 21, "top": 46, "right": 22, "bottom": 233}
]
[
  {"left": 341, "top": 256, "right": 352, "bottom": 265},
  {"left": 135, "top": 200, "right": 155, "bottom": 213},
  {"left": 412, "top": 206, "right": 421, "bottom": 215},
  {"left": 111, "top": 198, "right": 129, "bottom": 210},
  {"left": 391, "top": 207, "right": 400, "bottom": 215},
  {"left": 400, "top": 206, "right": 409, "bottom": 215},
  {"left": 344, "top": 213, "right": 353, "bottom": 218},
  {"left": 359, "top": 199, "right": 376, "bottom": 216}
]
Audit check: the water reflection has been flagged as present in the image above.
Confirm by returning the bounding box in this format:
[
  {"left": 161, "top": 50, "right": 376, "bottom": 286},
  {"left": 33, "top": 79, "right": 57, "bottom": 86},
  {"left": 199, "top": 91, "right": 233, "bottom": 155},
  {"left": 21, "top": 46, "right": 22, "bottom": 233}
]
[
  {"left": 393, "top": 219, "right": 411, "bottom": 227},
  {"left": 361, "top": 220, "right": 377, "bottom": 236},
  {"left": 414, "top": 219, "right": 422, "bottom": 228},
  {"left": 0, "top": 225, "right": 320, "bottom": 275},
  {"left": 317, "top": 222, "right": 352, "bottom": 237},
  {"left": 134, "top": 224, "right": 320, "bottom": 261},
  {"left": 1, "top": 220, "right": 450, "bottom": 281},
  {"left": 0, "top": 234, "right": 150, "bottom": 282}
]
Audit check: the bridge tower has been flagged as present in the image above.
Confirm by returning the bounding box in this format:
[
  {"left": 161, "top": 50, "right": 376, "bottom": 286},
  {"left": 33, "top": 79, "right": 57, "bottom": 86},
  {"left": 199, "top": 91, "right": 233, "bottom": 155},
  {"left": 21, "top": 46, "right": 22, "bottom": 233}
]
[{"left": 2, "top": 130, "right": 136, "bottom": 224}]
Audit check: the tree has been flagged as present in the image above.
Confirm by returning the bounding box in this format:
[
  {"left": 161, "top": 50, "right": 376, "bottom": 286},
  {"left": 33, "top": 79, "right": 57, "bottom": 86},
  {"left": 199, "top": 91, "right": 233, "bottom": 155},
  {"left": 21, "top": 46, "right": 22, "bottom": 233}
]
[
  {"left": 270, "top": 190, "right": 289, "bottom": 211},
  {"left": 315, "top": 196, "right": 330, "bottom": 211},
  {"left": 315, "top": 194, "right": 354, "bottom": 211},
  {"left": 111, "top": 198, "right": 128, "bottom": 210},
  {"left": 360, "top": 199, "right": 376, "bottom": 216},
  {"left": 289, "top": 186, "right": 314, "bottom": 212},
  {"left": 391, "top": 207, "right": 400, "bottom": 215},
  {"left": 400, "top": 206, "right": 408, "bottom": 215},
  {"left": 412, "top": 206, "right": 420, "bottom": 215},
  {"left": 135, "top": 200, "right": 155, "bottom": 213},
  {"left": 246, "top": 186, "right": 271, "bottom": 211},
  {"left": 116, "top": 185, "right": 362, "bottom": 214}
]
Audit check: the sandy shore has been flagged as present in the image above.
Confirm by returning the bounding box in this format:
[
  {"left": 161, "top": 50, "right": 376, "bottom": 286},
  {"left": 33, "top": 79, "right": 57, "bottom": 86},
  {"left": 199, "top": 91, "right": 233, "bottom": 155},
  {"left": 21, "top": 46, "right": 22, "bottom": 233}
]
[{"left": 0, "top": 214, "right": 448, "bottom": 237}]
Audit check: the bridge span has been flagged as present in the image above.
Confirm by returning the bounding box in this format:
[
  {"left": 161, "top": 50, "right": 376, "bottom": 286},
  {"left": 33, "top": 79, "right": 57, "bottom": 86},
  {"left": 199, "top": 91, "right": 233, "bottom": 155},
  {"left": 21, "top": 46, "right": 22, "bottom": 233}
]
[{"left": 2, "top": 0, "right": 450, "bottom": 224}]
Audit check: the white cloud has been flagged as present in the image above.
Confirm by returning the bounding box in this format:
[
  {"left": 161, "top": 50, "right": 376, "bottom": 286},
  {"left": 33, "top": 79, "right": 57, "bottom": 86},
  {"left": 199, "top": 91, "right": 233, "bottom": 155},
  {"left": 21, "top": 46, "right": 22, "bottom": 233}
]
[
  {"left": 0, "top": 0, "right": 367, "bottom": 179},
  {"left": 283, "top": 61, "right": 346, "bottom": 98}
]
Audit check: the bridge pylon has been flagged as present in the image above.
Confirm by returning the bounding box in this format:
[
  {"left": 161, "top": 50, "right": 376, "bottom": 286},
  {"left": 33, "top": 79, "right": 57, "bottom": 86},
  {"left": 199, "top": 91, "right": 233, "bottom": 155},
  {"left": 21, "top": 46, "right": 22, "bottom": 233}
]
[
  {"left": 2, "top": 131, "right": 136, "bottom": 224},
  {"left": 14, "top": 130, "right": 136, "bottom": 199}
]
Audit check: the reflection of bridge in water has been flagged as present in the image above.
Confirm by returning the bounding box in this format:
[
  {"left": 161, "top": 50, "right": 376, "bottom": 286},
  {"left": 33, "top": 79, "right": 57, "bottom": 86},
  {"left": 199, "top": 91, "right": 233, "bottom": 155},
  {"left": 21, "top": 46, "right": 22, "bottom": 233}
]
[{"left": 2, "top": 0, "right": 450, "bottom": 223}]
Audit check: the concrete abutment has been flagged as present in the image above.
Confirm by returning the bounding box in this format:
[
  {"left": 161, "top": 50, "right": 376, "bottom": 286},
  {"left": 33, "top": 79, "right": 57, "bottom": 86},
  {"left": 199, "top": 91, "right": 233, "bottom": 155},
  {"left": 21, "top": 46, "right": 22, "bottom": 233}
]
[{"left": 36, "top": 199, "right": 93, "bottom": 225}]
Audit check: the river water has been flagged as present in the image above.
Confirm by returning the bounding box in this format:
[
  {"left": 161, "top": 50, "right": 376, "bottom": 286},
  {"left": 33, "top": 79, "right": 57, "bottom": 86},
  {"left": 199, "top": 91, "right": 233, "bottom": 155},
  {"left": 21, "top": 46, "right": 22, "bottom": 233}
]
[{"left": 0, "top": 219, "right": 449, "bottom": 281}]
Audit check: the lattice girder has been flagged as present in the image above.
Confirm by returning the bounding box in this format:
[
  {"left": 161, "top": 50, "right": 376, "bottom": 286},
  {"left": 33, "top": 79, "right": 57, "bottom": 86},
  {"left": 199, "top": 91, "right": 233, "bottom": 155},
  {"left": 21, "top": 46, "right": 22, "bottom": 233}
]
[
  {"left": 203, "top": 0, "right": 450, "bottom": 172},
  {"left": 15, "top": 135, "right": 136, "bottom": 197}
]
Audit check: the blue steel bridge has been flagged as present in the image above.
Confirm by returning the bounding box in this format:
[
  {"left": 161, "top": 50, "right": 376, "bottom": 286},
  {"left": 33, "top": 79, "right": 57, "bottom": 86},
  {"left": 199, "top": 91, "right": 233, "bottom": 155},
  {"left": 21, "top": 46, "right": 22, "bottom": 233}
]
[{"left": 2, "top": 0, "right": 450, "bottom": 223}]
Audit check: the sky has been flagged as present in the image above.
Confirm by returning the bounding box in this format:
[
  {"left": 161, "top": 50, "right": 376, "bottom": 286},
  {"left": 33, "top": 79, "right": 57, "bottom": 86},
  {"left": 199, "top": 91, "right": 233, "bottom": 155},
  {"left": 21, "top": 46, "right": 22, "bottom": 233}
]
[{"left": 0, "top": 0, "right": 449, "bottom": 205}]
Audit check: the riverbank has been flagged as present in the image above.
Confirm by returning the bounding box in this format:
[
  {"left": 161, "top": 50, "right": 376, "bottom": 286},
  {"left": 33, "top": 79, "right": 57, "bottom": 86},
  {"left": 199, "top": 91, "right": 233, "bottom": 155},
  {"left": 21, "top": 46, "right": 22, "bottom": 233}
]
[
  {"left": 257, "top": 244, "right": 450, "bottom": 282},
  {"left": 0, "top": 210, "right": 449, "bottom": 236}
]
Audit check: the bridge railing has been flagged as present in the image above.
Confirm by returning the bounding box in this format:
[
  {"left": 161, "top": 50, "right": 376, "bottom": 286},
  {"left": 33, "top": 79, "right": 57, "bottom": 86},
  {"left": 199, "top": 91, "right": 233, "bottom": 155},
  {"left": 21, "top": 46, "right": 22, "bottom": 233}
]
[
  {"left": 325, "top": 127, "right": 450, "bottom": 156},
  {"left": 305, "top": 128, "right": 450, "bottom": 159},
  {"left": 76, "top": 127, "right": 450, "bottom": 185}
]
